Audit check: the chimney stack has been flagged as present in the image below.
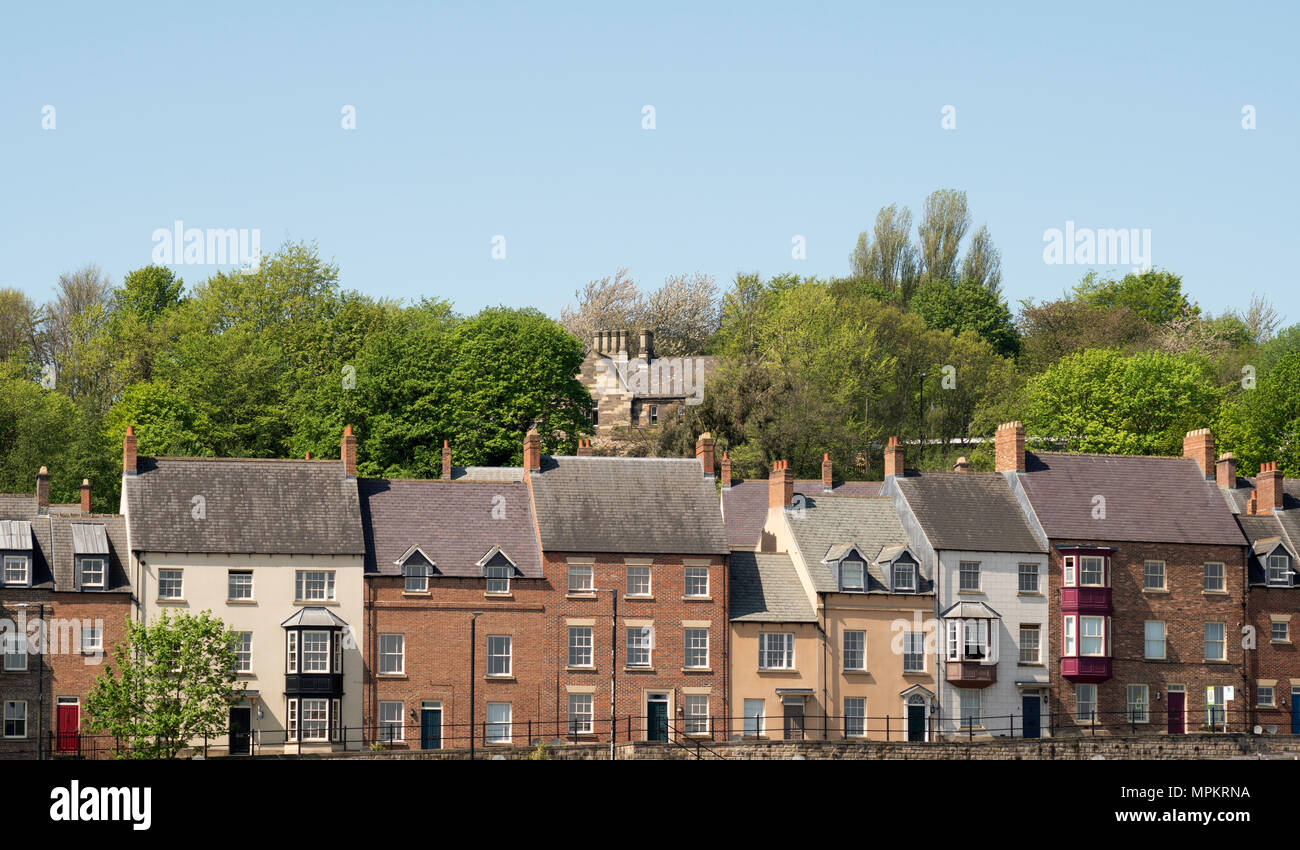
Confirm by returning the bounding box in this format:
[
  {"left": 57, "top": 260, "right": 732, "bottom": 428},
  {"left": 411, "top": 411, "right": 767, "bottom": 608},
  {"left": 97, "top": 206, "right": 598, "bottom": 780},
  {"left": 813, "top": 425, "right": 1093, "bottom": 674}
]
[
  {"left": 696, "top": 432, "right": 715, "bottom": 477},
  {"left": 953, "top": 456, "right": 971, "bottom": 473},
  {"left": 995, "top": 422, "right": 1026, "bottom": 473},
  {"left": 1257, "top": 461, "right": 1284, "bottom": 515},
  {"left": 617, "top": 330, "right": 628, "bottom": 356},
  {"left": 305, "top": 451, "right": 312, "bottom": 460},
  {"left": 576, "top": 439, "right": 593, "bottom": 457},
  {"left": 884, "top": 437, "right": 904, "bottom": 478},
  {"left": 123, "top": 425, "right": 138, "bottom": 476},
  {"left": 36, "top": 467, "right": 50, "bottom": 513},
  {"left": 721, "top": 451, "right": 732, "bottom": 489},
  {"left": 80, "top": 479, "right": 91, "bottom": 513},
  {"left": 821, "top": 453, "right": 833, "bottom": 492},
  {"left": 524, "top": 429, "right": 541, "bottom": 471},
  {"left": 1182, "top": 428, "right": 1215, "bottom": 479},
  {"left": 769, "top": 460, "right": 794, "bottom": 508},
  {"left": 1216, "top": 452, "right": 1236, "bottom": 490},
  {"left": 639, "top": 329, "right": 654, "bottom": 361},
  {"left": 341, "top": 425, "right": 357, "bottom": 478},
  {"left": 1248, "top": 490, "right": 1259, "bottom": 516}
]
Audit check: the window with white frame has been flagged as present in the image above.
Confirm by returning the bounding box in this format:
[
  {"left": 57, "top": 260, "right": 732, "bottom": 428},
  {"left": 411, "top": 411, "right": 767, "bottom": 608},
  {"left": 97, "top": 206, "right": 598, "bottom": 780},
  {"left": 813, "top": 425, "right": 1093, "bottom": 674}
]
[
  {"left": 893, "top": 562, "right": 916, "bottom": 593},
  {"left": 286, "top": 632, "right": 298, "bottom": 673},
  {"left": 626, "top": 627, "right": 652, "bottom": 668},
  {"left": 1204, "top": 622, "right": 1226, "bottom": 661},
  {"left": 1206, "top": 686, "right": 1225, "bottom": 726},
  {"left": 403, "top": 563, "right": 429, "bottom": 593},
  {"left": 844, "top": 697, "right": 865, "bottom": 737},
  {"left": 331, "top": 699, "right": 341, "bottom": 742},
  {"left": 1018, "top": 625, "right": 1040, "bottom": 664},
  {"left": 1144, "top": 621, "right": 1166, "bottom": 660},
  {"left": 1258, "top": 685, "right": 1276, "bottom": 707},
  {"left": 487, "top": 635, "right": 512, "bottom": 676},
  {"left": 684, "top": 694, "right": 709, "bottom": 734},
  {"left": 3, "top": 555, "right": 29, "bottom": 586},
  {"left": 904, "top": 631, "right": 925, "bottom": 672},
  {"left": 684, "top": 628, "right": 709, "bottom": 669},
  {"left": 379, "top": 701, "right": 404, "bottom": 741},
  {"left": 233, "top": 632, "right": 252, "bottom": 672},
  {"left": 685, "top": 566, "right": 709, "bottom": 597},
  {"left": 1018, "top": 562, "right": 1039, "bottom": 594},
  {"left": 301, "top": 631, "right": 331, "bottom": 673},
  {"left": 568, "top": 562, "right": 593, "bottom": 593},
  {"left": 4, "top": 701, "right": 26, "bottom": 738},
  {"left": 1075, "top": 683, "right": 1097, "bottom": 722},
  {"left": 1063, "top": 555, "right": 1076, "bottom": 586},
  {"left": 287, "top": 698, "right": 298, "bottom": 741},
  {"left": 743, "top": 698, "right": 765, "bottom": 737},
  {"left": 1063, "top": 617, "right": 1076, "bottom": 656},
  {"left": 379, "top": 634, "right": 404, "bottom": 674},
  {"left": 840, "top": 560, "right": 865, "bottom": 592},
  {"left": 1204, "top": 562, "right": 1225, "bottom": 592},
  {"left": 78, "top": 557, "right": 105, "bottom": 589},
  {"left": 301, "top": 698, "right": 329, "bottom": 741},
  {"left": 3, "top": 634, "right": 26, "bottom": 671},
  {"left": 1272, "top": 621, "right": 1290, "bottom": 642},
  {"left": 227, "top": 570, "right": 253, "bottom": 600},
  {"left": 81, "top": 624, "right": 103, "bottom": 654},
  {"left": 627, "top": 564, "right": 651, "bottom": 596},
  {"left": 568, "top": 693, "right": 594, "bottom": 734},
  {"left": 1143, "top": 560, "right": 1165, "bottom": 590},
  {"left": 843, "top": 630, "right": 865, "bottom": 671},
  {"left": 758, "top": 632, "right": 794, "bottom": 670},
  {"left": 946, "top": 619, "right": 989, "bottom": 661},
  {"left": 486, "top": 702, "right": 512, "bottom": 743},
  {"left": 958, "top": 561, "right": 980, "bottom": 591},
  {"left": 158, "top": 568, "right": 183, "bottom": 599},
  {"left": 485, "top": 565, "right": 511, "bottom": 594},
  {"left": 567, "top": 626, "right": 593, "bottom": 667},
  {"left": 1079, "top": 556, "right": 1105, "bottom": 586},
  {"left": 1126, "top": 684, "right": 1149, "bottom": 723},
  {"left": 1267, "top": 554, "right": 1292, "bottom": 587},
  {"left": 1080, "top": 616, "right": 1105, "bottom": 655},
  {"left": 295, "top": 570, "right": 335, "bottom": 601},
  {"left": 959, "top": 691, "right": 980, "bottom": 728},
  {"left": 647, "top": 404, "right": 659, "bottom": 424}
]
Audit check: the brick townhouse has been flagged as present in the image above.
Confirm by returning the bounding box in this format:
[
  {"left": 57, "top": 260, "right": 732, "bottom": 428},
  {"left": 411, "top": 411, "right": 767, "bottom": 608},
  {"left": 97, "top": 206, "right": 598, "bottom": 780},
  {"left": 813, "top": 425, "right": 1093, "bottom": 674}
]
[
  {"left": 1215, "top": 454, "right": 1300, "bottom": 733},
  {"left": 0, "top": 470, "right": 132, "bottom": 759},
  {"left": 1001, "top": 423, "right": 1249, "bottom": 735}
]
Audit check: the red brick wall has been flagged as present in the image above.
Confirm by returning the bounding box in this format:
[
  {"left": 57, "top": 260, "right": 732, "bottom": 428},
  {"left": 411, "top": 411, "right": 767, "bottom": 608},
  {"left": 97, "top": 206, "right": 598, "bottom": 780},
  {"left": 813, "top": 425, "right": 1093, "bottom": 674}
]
[
  {"left": 1245, "top": 585, "right": 1300, "bottom": 731},
  {"left": 1048, "top": 541, "right": 1247, "bottom": 733}
]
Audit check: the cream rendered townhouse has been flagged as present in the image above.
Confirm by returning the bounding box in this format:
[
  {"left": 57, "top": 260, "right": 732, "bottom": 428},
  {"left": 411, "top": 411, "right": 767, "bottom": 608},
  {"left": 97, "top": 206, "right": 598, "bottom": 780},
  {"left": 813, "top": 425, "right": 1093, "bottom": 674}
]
[{"left": 119, "top": 426, "right": 367, "bottom": 754}]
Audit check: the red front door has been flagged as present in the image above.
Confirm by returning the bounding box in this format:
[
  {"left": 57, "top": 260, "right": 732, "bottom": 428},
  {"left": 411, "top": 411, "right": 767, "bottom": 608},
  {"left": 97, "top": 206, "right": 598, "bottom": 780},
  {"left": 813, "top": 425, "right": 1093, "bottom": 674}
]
[
  {"left": 56, "top": 704, "right": 80, "bottom": 753},
  {"left": 1166, "top": 692, "right": 1185, "bottom": 735}
]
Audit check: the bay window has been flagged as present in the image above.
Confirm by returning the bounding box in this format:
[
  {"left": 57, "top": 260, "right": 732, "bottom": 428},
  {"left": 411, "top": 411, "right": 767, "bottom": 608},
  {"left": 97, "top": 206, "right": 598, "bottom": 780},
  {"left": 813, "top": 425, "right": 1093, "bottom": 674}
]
[{"left": 1063, "top": 615, "right": 1109, "bottom": 657}]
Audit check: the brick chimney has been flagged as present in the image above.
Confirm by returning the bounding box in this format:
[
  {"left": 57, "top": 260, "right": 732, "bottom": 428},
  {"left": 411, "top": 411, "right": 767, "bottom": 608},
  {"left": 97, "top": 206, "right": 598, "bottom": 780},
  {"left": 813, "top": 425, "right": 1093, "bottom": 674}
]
[
  {"left": 1182, "top": 428, "right": 1215, "bottom": 479},
  {"left": 821, "top": 453, "right": 833, "bottom": 492},
  {"left": 341, "top": 425, "right": 357, "bottom": 478},
  {"left": 953, "top": 456, "right": 971, "bottom": 473},
  {"left": 1257, "top": 461, "right": 1283, "bottom": 515},
  {"left": 36, "top": 467, "right": 50, "bottom": 513},
  {"left": 696, "top": 432, "right": 715, "bottom": 477},
  {"left": 80, "top": 478, "right": 91, "bottom": 513},
  {"left": 769, "top": 460, "right": 793, "bottom": 508},
  {"left": 305, "top": 451, "right": 312, "bottom": 460},
  {"left": 441, "top": 440, "right": 452, "bottom": 479},
  {"left": 123, "top": 425, "right": 138, "bottom": 476},
  {"left": 721, "top": 451, "right": 732, "bottom": 489},
  {"left": 995, "top": 422, "right": 1025, "bottom": 473},
  {"left": 523, "top": 429, "right": 541, "bottom": 471},
  {"left": 1248, "top": 490, "right": 1259, "bottom": 516},
  {"left": 639, "top": 329, "right": 654, "bottom": 361},
  {"left": 1216, "top": 452, "right": 1236, "bottom": 490},
  {"left": 576, "top": 439, "right": 593, "bottom": 457},
  {"left": 884, "top": 436, "right": 904, "bottom": 478}
]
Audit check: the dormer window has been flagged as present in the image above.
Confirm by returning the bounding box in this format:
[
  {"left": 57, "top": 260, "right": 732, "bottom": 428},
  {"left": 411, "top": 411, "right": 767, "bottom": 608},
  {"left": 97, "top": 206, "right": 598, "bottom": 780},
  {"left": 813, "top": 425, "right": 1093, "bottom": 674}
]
[
  {"left": 1267, "top": 554, "right": 1293, "bottom": 587},
  {"left": 486, "top": 566, "right": 511, "bottom": 594},
  {"left": 3, "top": 555, "right": 29, "bottom": 587},
  {"left": 893, "top": 562, "right": 916, "bottom": 593},
  {"left": 78, "top": 557, "right": 105, "bottom": 590},
  {"left": 840, "top": 561, "right": 865, "bottom": 592},
  {"left": 404, "top": 564, "right": 430, "bottom": 592}
]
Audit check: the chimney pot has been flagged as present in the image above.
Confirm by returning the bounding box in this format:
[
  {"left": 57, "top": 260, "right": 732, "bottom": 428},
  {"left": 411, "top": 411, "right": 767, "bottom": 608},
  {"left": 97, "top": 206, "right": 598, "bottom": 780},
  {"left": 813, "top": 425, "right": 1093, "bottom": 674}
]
[
  {"left": 995, "top": 421, "right": 1026, "bottom": 473},
  {"left": 769, "top": 460, "right": 794, "bottom": 508},
  {"left": 884, "top": 436, "right": 904, "bottom": 477},
  {"left": 341, "top": 425, "right": 357, "bottom": 478},
  {"left": 123, "top": 425, "right": 138, "bottom": 476},
  {"left": 954, "top": 456, "right": 970, "bottom": 473},
  {"left": 1257, "top": 461, "right": 1284, "bottom": 515},
  {"left": 577, "top": 439, "right": 593, "bottom": 457}
]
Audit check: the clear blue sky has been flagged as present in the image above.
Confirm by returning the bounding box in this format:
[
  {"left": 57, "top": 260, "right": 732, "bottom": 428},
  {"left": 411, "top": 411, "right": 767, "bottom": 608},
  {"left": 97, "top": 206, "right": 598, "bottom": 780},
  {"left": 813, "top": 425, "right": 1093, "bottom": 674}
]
[{"left": 2, "top": 1, "right": 1296, "bottom": 322}]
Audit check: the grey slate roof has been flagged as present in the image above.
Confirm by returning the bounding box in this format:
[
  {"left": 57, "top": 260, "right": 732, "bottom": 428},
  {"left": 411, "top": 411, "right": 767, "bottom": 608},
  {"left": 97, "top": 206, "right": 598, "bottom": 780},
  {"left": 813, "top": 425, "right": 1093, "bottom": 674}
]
[
  {"left": 941, "top": 600, "right": 1002, "bottom": 619},
  {"left": 70, "top": 523, "right": 109, "bottom": 554},
  {"left": 358, "top": 478, "right": 542, "bottom": 578},
  {"left": 49, "top": 514, "right": 131, "bottom": 592},
  {"left": 1226, "top": 479, "right": 1300, "bottom": 586},
  {"left": 721, "top": 479, "right": 882, "bottom": 549},
  {"left": 0, "top": 495, "right": 35, "bottom": 517},
  {"left": 0, "top": 520, "right": 33, "bottom": 550},
  {"left": 125, "top": 457, "right": 364, "bottom": 555},
  {"left": 729, "top": 550, "right": 816, "bottom": 622},
  {"left": 1016, "top": 453, "right": 1245, "bottom": 546},
  {"left": 784, "top": 495, "right": 926, "bottom": 594},
  {"left": 896, "top": 472, "right": 1046, "bottom": 553},
  {"left": 281, "top": 606, "right": 350, "bottom": 628},
  {"left": 529, "top": 456, "right": 728, "bottom": 555}
]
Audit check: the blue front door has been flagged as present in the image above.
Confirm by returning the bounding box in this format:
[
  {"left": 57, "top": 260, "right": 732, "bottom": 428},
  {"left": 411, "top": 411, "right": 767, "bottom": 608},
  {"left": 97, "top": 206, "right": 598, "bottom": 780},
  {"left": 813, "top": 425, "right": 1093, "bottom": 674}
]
[
  {"left": 420, "top": 708, "right": 441, "bottom": 750},
  {"left": 1022, "top": 694, "right": 1041, "bottom": 739},
  {"left": 647, "top": 699, "right": 668, "bottom": 742},
  {"left": 1292, "top": 693, "right": 1300, "bottom": 735}
]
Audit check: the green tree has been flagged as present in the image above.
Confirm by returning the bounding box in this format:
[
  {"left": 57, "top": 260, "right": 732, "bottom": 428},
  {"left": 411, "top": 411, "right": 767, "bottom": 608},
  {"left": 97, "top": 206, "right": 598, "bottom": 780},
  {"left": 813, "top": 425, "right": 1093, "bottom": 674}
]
[
  {"left": 116, "top": 266, "right": 184, "bottom": 325},
  {"left": 84, "top": 610, "right": 245, "bottom": 759},
  {"left": 1072, "top": 268, "right": 1196, "bottom": 325},
  {"left": 910, "top": 279, "right": 1020, "bottom": 358},
  {"left": 1216, "top": 349, "right": 1300, "bottom": 476}
]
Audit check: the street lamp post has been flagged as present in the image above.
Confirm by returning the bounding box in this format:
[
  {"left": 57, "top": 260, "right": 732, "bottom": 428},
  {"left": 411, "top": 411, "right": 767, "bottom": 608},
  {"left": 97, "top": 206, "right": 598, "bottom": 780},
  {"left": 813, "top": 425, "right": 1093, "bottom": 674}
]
[{"left": 469, "top": 611, "right": 483, "bottom": 760}]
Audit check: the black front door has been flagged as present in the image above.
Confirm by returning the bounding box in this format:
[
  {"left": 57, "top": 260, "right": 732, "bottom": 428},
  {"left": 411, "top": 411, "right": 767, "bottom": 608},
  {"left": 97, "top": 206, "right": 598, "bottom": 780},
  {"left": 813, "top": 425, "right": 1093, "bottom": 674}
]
[
  {"left": 420, "top": 708, "right": 442, "bottom": 750},
  {"left": 783, "top": 700, "right": 805, "bottom": 740},
  {"left": 907, "top": 704, "right": 926, "bottom": 741},
  {"left": 229, "top": 707, "right": 251, "bottom": 755},
  {"left": 647, "top": 699, "right": 668, "bottom": 742},
  {"left": 1022, "top": 694, "right": 1041, "bottom": 739}
]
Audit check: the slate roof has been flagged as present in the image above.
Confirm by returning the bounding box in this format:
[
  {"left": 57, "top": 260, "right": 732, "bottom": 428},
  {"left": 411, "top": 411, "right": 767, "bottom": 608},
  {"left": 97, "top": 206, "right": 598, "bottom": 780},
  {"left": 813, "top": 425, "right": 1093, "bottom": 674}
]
[
  {"left": 529, "top": 456, "right": 728, "bottom": 555},
  {"left": 0, "top": 495, "right": 35, "bottom": 517},
  {"left": 1015, "top": 453, "right": 1245, "bottom": 546},
  {"left": 896, "top": 472, "right": 1045, "bottom": 553},
  {"left": 50, "top": 514, "right": 131, "bottom": 592},
  {"left": 728, "top": 550, "right": 816, "bottom": 622},
  {"left": 721, "top": 479, "right": 882, "bottom": 550},
  {"left": 783, "top": 495, "right": 928, "bottom": 594},
  {"left": 358, "top": 478, "right": 542, "bottom": 578},
  {"left": 282, "top": 606, "right": 351, "bottom": 628},
  {"left": 70, "top": 523, "right": 109, "bottom": 554},
  {"left": 0, "top": 520, "right": 33, "bottom": 549},
  {"left": 124, "top": 457, "right": 365, "bottom": 555},
  {"left": 1224, "top": 479, "right": 1300, "bottom": 586}
]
